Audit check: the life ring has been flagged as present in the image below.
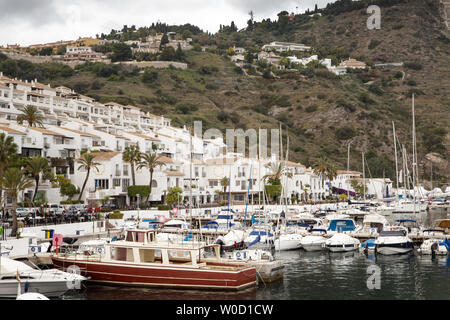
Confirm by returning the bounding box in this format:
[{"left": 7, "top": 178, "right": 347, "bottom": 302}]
[
  {"left": 98, "top": 247, "right": 104, "bottom": 254},
  {"left": 30, "top": 246, "right": 36, "bottom": 252},
  {"left": 235, "top": 251, "right": 241, "bottom": 258}
]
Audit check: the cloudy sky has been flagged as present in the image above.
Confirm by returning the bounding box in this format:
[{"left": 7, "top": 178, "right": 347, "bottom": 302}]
[{"left": 0, "top": 0, "right": 335, "bottom": 46}]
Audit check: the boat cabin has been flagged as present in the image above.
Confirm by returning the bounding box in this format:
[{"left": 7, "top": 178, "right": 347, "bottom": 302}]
[
  {"left": 103, "top": 229, "right": 222, "bottom": 267},
  {"left": 327, "top": 219, "right": 357, "bottom": 232}
]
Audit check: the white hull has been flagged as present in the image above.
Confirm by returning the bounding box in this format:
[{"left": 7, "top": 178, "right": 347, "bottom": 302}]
[
  {"left": 376, "top": 246, "right": 413, "bottom": 255},
  {"left": 326, "top": 244, "right": 359, "bottom": 252},
  {"left": 275, "top": 239, "right": 302, "bottom": 251},
  {"left": 0, "top": 280, "right": 72, "bottom": 298},
  {"left": 301, "top": 243, "right": 324, "bottom": 252}
]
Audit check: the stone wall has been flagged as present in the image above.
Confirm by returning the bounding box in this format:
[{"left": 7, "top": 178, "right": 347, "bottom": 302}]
[{"left": 116, "top": 60, "right": 188, "bottom": 69}]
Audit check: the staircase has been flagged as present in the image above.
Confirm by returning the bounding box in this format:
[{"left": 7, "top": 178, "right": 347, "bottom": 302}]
[{"left": 441, "top": 0, "right": 450, "bottom": 29}]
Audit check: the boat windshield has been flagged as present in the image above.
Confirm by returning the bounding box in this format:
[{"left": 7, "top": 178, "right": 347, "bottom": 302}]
[{"left": 379, "top": 230, "right": 406, "bottom": 237}]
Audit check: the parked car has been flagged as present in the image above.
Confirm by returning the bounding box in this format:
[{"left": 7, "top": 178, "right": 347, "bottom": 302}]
[
  {"left": 101, "top": 203, "right": 118, "bottom": 210},
  {"left": 69, "top": 204, "right": 87, "bottom": 215},
  {"left": 15, "top": 208, "right": 32, "bottom": 217},
  {"left": 46, "top": 204, "right": 65, "bottom": 215}
]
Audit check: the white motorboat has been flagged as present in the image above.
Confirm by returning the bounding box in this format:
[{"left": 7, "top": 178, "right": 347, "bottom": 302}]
[
  {"left": 418, "top": 238, "right": 450, "bottom": 255},
  {"left": 300, "top": 229, "right": 327, "bottom": 252},
  {"left": 324, "top": 214, "right": 361, "bottom": 234},
  {"left": 0, "top": 257, "right": 86, "bottom": 298},
  {"left": 275, "top": 232, "right": 302, "bottom": 251},
  {"left": 374, "top": 227, "right": 414, "bottom": 255},
  {"left": 325, "top": 233, "right": 360, "bottom": 252},
  {"left": 361, "top": 213, "right": 389, "bottom": 235},
  {"left": 392, "top": 201, "right": 427, "bottom": 213}
]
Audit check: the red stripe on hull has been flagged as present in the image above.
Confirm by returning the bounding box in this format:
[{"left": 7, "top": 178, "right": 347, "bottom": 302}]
[{"left": 51, "top": 257, "right": 256, "bottom": 290}]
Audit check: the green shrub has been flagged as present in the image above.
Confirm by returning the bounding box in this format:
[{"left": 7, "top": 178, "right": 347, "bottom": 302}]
[
  {"left": 305, "top": 105, "right": 318, "bottom": 113},
  {"left": 157, "top": 204, "right": 171, "bottom": 210},
  {"left": 335, "top": 127, "right": 357, "bottom": 140},
  {"left": 368, "top": 39, "right": 381, "bottom": 50},
  {"left": 404, "top": 62, "right": 422, "bottom": 70},
  {"left": 108, "top": 210, "right": 124, "bottom": 219},
  {"left": 127, "top": 185, "right": 150, "bottom": 198}
]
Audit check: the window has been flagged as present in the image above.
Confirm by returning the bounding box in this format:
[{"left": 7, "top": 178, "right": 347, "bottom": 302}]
[
  {"left": 95, "top": 179, "right": 109, "bottom": 190},
  {"left": 123, "top": 164, "right": 129, "bottom": 176},
  {"left": 122, "top": 178, "right": 130, "bottom": 192},
  {"left": 113, "top": 178, "right": 121, "bottom": 187}
]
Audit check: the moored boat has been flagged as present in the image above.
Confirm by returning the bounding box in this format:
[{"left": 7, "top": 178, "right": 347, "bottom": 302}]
[{"left": 51, "top": 229, "right": 256, "bottom": 291}]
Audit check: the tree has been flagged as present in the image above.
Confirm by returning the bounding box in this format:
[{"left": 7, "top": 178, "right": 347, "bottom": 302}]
[
  {"left": 77, "top": 153, "right": 100, "bottom": 202},
  {"left": 57, "top": 175, "right": 79, "bottom": 200},
  {"left": 142, "top": 69, "right": 158, "bottom": 84},
  {"left": 220, "top": 177, "right": 229, "bottom": 194},
  {"left": 160, "top": 33, "right": 169, "bottom": 48},
  {"left": 174, "top": 43, "right": 185, "bottom": 62},
  {"left": 2, "top": 168, "right": 34, "bottom": 237},
  {"left": 110, "top": 43, "right": 132, "bottom": 62},
  {"left": 137, "top": 152, "right": 165, "bottom": 203},
  {"left": 16, "top": 105, "right": 44, "bottom": 127},
  {"left": 159, "top": 46, "right": 175, "bottom": 61},
  {"left": 24, "top": 156, "right": 51, "bottom": 203},
  {"left": 262, "top": 162, "right": 290, "bottom": 184},
  {"left": 227, "top": 47, "right": 235, "bottom": 56},
  {"left": 0, "top": 133, "right": 18, "bottom": 210},
  {"left": 122, "top": 145, "right": 141, "bottom": 186},
  {"left": 351, "top": 179, "right": 366, "bottom": 197},
  {"left": 166, "top": 187, "right": 183, "bottom": 206}
]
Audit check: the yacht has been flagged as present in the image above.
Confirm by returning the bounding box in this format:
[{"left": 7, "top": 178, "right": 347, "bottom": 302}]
[
  {"left": 300, "top": 229, "right": 327, "bottom": 252},
  {"left": 0, "top": 257, "right": 86, "bottom": 298},
  {"left": 325, "top": 233, "right": 360, "bottom": 252},
  {"left": 324, "top": 214, "right": 361, "bottom": 234},
  {"left": 361, "top": 213, "right": 389, "bottom": 235},
  {"left": 392, "top": 200, "right": 427, "bottom": 214},
  {"left": 374, "top": 227, "right": 414, "bottom": 255},
  {"left": 51, "top": 229, "right": 257, "bottom": 291},
  {"left": 418, "top": 238, "right": 450, "bottom": 255},
  {"left": 274, "top": 232, "right": 302, "bottom": 251}
]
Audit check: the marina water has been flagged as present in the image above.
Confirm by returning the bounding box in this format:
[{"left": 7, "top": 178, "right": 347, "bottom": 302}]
[{"left": 64, "top": 209, "right": 449, "bottom": 300}]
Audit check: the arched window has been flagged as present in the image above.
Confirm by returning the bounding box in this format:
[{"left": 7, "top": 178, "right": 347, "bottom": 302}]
[{"left": 151, "top": 180, "right": 158, "bottom": 188}]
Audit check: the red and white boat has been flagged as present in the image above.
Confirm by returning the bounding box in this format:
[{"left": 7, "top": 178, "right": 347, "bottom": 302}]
[{"left": 51, "top": 229, "right": 256, "bottom": 291}]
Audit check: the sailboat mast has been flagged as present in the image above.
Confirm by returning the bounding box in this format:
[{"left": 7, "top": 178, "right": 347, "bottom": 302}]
[
  {"left": 362, "top": 152, "right": 366, "bottom": 202},
  {"left": 347, "top": 142, "right": 351, "bottom": 201},
  {"left": 392, "top": 121, "right": 399, "bottom": 200},
  {"left": 189, "top": 126, "right": 193, "bottom": 224},
  {"left": 412, "top": 94, "right": 416, "bottom": 215}
]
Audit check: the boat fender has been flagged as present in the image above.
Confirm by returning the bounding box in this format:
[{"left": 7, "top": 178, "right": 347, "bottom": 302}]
[{"left": 24, "top": 281, "right": 29, "bottom": 293}]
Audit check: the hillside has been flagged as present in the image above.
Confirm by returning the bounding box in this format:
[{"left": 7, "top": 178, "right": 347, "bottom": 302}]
[{"left": 0, "top": 0, "right": 449, "bottom": 187}]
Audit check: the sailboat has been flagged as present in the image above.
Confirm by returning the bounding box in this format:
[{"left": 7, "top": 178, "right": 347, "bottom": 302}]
[
  {"left": 274, "top": 127, "right": 302, "bottom": 251},
  {"left": 392, "top": 94, "right": 427, "bottom": 214}
]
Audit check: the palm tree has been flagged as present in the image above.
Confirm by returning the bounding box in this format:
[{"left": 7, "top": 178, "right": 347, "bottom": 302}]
[
  {"left": 220, "top": 176, "right": 229, "bottom": 194},
  {"left": 0, "top": 133, "right": 18, "bottom": 209},
  {"left": 137, "top": 152, "right": 165, "bottom": 203},
  {"left": 16, "top": 105, "right": 44, "bottom": 127},
  {"left": 262, "top": 162, "right": 287, "bottom": 183},
  {"left": 77, "top": 153, "right": 100, "bottom": 202},
  {"left": 122, "top": 144, "right": 141, "bottom": 186},
  {"left": 24, "top": 156, "right": 51, "bottom": 203},
  {"left": 313, "top": 156, "right": 338, "bottom": 187},
  {"left": 2, "top": 168, "right": 34, "bottom": 237}
]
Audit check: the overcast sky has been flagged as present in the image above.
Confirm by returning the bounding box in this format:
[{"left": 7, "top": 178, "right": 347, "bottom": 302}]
[{"left": 0, "top": 0, "right": 335, "bottom": 46}]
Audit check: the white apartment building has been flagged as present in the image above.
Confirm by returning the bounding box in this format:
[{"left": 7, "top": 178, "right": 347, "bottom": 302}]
[
  {"left": 262, "top": 42, "right": 311, "bottom": 52},
  {"left": 0, "top": 72, "right": 395, "bottom": 208}
]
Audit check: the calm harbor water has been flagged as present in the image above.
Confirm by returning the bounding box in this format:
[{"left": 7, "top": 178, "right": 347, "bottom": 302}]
[{"left": 63, "top": 209, "right": 449, "bottom": 300}]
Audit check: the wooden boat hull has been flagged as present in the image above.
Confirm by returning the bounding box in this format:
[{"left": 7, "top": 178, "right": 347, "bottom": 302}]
[{"left": 51, "top": 256, "right": 256, "bottom": 291}]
